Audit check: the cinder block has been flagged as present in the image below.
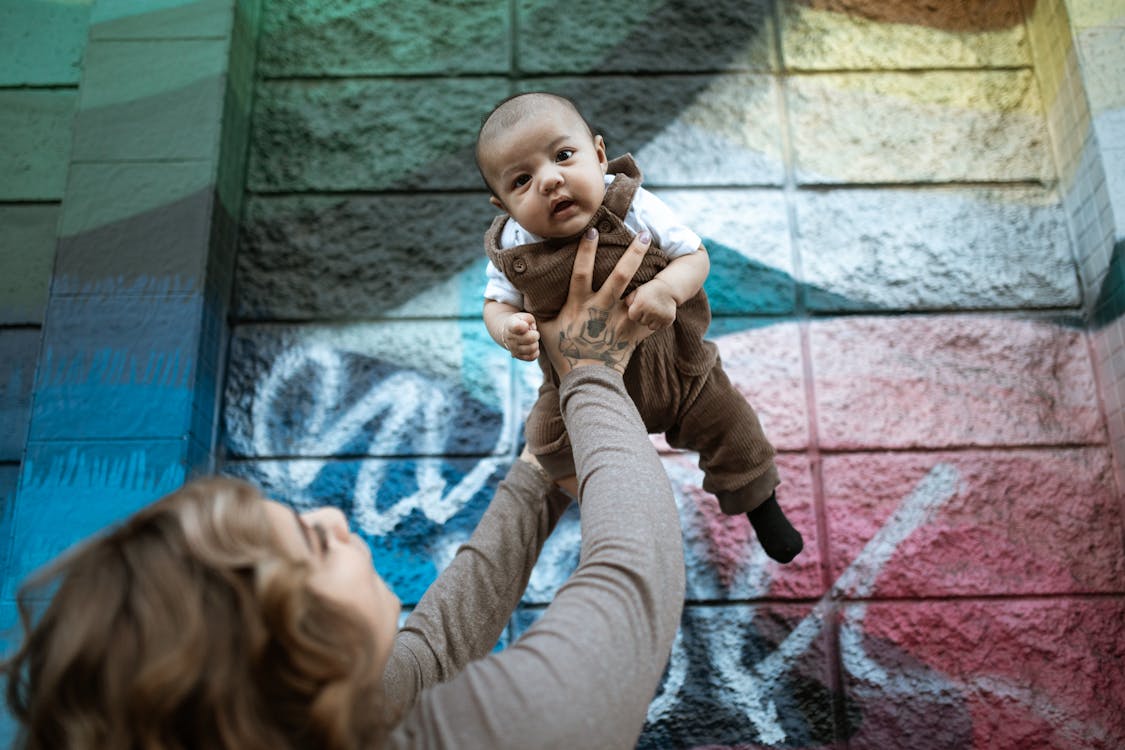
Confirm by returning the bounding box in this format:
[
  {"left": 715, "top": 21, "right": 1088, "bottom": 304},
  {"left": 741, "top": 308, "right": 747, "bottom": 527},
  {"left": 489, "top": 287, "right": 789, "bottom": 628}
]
[
  {"left": 223, "top": 455, "right": 511, "bottom": 604},
  {"left": 3, "top": 439, "right": 189, "bottom": 598},
  {"left": 247, "top": 78, "right": 508, "bottom": 192},
  {"left": 0, "top": 329, "right": 41, "bottom": 461},
  {"left": 781, "top": 0, "right": 1029, "bottom": 70},
  {"left": 0, "top": 205, "right": 58, "bottom": 324},
  {"left": 667, "top": 451, "right": 820, "bottom": 600},
  {"left": 0, "top": 90, "right": 77, "bottom": 200},
  {"left": 643, "top": 603, "right": 838, "bottom": 749},
  {"left": 236, "top": 193, "right": 490, "bottom": 319},
  {"left": 55, "top": 161, "right": 214, "bottom": 296},
  {"left": 822, "top": 448, "right": 1124, "bottom": 598},
  {"left": 259, "top": 0, "right": 508, "bottom": 76},
  {"left": 222, "top": 321, "right": 514, "bottom": 459},
  {"left": 710, "top": 321, "right": 808, "bottom": 452},
  {"left": 789, "top": 71, "right": 1054, "bottom": 184},
  {"left": 658, "top": 189, "right": 796, "bottom": 315},
  {"left": 73, "top": 39, "right": 227, "bottom": 162},
  {"left": 518, "top": 75, "right": 784, "bottom": 187},
  {"left": 91, "top": 0, "right": 233, "bottom": 39},
  {"left": 518, "top": 0, "right": 774, "bottom": 74},
  {"left": 29, "top": 294, "right": 203, "bottom": 442},
  {"left": 810, "top": 315, "right": 1104, "bottom": 449},
  {"left": 0, "top": 1, "right": 90, "bottom": 85},
  {"left": 840, "top": 598, "right": 1125, "bottom": 749},
  {"left": 796, "top": 187, "right": 1080, "bottom": 312}
]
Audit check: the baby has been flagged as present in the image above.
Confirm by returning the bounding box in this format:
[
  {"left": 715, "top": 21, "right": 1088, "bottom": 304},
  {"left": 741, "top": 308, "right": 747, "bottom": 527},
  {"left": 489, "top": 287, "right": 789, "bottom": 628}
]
[{"left": 477, "top": 92, "right": 803, "bottom": 563}]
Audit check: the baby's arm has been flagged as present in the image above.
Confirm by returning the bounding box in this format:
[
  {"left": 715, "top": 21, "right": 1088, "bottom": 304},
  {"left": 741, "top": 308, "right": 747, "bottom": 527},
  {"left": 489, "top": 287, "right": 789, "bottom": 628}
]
[
  {"left": 625, "top": 245, "right": 709, "bottom": 330},
  {"left": 484, "top": 299, "right": 541, "bottom": 361}
]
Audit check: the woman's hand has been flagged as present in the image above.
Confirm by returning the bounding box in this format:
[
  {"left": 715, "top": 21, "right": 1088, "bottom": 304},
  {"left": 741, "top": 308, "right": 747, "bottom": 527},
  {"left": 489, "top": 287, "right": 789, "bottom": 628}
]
[{"left": 535, "top": 228, "right": 656, "bottom": 377}]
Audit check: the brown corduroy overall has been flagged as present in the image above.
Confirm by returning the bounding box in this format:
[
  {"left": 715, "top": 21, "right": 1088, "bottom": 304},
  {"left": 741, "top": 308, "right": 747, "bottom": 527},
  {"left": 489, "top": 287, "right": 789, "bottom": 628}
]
[{"left": 484, "top": 155, "right": 779, "bottom": 513}]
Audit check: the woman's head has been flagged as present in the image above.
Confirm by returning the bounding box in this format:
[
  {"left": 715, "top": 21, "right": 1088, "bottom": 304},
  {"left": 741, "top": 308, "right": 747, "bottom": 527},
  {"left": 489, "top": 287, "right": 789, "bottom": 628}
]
[{"left": 3, "top": 477, "right": 399, "bottom": 750}]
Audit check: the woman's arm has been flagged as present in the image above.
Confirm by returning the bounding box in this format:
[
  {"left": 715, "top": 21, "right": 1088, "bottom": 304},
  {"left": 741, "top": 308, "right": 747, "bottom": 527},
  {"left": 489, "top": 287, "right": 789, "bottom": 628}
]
[
  {"left": 386, "top": 229, "right": 685, "bottom": 749},
  {"left": 382, "top": 457, "right": 572, "bottom": 714}
]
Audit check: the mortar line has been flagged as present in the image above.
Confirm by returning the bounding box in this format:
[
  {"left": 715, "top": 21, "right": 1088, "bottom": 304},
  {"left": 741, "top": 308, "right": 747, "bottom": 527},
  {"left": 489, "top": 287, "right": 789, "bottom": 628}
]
[{"left": 770, "top": 5, "right": 848, "bottom": 746}]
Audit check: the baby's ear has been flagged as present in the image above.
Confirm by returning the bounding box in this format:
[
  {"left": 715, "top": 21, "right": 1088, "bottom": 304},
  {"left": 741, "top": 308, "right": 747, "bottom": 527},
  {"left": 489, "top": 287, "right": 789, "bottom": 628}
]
[
  {"left": 489, "top": 195, "right": 505, "bottom": 210},
  {"left": 594, "top": 134, "right": 608, "bottom": 174}
]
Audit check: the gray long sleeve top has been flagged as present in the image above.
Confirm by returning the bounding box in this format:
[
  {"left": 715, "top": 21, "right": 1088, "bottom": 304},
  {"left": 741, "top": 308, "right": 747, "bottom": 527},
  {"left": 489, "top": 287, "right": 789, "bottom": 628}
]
[{"left": 383, "top": 366, "right": 686, "bottom": 749}]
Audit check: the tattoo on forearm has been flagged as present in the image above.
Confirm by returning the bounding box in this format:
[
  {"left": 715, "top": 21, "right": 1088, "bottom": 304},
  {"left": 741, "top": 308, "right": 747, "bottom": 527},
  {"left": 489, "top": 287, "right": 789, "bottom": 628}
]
[{"left": 557, "top": 306, "right": 633, "bottom": 370}]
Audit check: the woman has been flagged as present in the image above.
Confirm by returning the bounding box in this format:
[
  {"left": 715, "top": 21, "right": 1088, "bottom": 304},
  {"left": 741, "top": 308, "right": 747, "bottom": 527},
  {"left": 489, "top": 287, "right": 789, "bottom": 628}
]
[{"left": 3, "top": 228, "right": 686, "bottom": 749}]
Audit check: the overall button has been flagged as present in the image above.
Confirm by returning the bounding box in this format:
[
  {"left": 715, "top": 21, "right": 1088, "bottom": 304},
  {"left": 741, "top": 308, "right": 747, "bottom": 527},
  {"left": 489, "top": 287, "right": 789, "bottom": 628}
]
[
  {"left": 597, "top": 220, "right": 614, "bottom": 233},
  {"left": 512, "top": 257, "right": 527, "bottom": 273}
]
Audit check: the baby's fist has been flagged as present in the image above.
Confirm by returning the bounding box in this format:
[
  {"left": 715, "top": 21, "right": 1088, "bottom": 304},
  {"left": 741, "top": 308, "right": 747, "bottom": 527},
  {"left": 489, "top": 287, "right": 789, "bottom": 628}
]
[
  {"left": 625, "top": 279, "right": 677, "bottom": 331},
  {"left": 503, "top": 312, "right": 540, "bottom": 361}
]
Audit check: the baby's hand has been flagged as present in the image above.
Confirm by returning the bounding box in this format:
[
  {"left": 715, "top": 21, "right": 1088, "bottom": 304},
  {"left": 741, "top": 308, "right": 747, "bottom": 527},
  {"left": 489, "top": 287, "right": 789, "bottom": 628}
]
[
  {"left": 503, "top": 312, "right": 540, "bottom": 361},
  {"left": 625, "top": 278, "right": 677, "bottom": 331}
]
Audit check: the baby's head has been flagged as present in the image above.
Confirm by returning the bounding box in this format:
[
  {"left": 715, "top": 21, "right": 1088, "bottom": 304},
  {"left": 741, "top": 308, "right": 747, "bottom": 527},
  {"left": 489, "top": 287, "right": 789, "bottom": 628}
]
[{"left": 476, "top": 93, "right": 609, "bottom": 239}]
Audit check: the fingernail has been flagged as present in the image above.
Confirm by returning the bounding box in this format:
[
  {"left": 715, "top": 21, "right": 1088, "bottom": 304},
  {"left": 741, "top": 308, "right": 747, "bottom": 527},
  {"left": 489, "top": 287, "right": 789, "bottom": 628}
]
[
  {"left": 585, "top": 227, "right": 598, "bottom": 240},
  {"left": 638, "top": 230, "right": 651, "bottom": 244}
]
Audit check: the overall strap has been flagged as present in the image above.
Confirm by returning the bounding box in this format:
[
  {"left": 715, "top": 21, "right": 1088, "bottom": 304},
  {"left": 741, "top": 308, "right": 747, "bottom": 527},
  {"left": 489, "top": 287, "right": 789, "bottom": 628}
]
[{"left": 602, "top": 154, "right": 643, "bottom": 220}]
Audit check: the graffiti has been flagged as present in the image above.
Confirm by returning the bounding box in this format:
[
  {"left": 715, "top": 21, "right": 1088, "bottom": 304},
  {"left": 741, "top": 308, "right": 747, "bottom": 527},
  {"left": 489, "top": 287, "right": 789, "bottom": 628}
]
[
  {"left": 234, "top": 337, "right": 513, "bottom": 536},
  {"left": 639, "top": 464, "right": 959, "bottom": 747}
]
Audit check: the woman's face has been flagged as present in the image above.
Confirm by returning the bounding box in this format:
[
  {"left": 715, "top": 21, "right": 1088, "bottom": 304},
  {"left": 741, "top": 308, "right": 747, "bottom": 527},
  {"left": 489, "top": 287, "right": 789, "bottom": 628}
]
[{"left": 264, "top": 501, "right": 401, "bottom": 673}]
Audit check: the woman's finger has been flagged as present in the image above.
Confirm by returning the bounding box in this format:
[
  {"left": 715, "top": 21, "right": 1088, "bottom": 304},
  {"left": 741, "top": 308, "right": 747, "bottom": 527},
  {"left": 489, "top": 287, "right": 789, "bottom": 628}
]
[
  {"left": 570, "top": 227, "right": 598, "bottom": 299},
  {"left": 600, "top": 230, "right": 650, "bottom": 302}
]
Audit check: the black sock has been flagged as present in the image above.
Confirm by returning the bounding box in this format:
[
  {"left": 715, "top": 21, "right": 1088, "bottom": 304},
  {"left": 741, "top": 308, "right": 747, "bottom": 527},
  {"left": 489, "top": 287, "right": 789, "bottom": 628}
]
[{"left": 747, "top": 492, "right": 803, "bottom": 564}]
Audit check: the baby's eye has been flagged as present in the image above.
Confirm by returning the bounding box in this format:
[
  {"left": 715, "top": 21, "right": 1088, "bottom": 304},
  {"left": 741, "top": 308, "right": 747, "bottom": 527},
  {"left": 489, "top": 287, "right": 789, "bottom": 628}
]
[
  {"left": 513, "top": 174, "right": 530, "bottom": 188},
  {"left": 555, "top": 149, "right": 574, "bottom": 162}
]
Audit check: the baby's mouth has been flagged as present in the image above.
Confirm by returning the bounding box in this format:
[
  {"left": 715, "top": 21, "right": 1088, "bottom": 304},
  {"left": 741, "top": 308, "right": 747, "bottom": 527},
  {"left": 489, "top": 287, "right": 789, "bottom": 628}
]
[{"left": 552, "top": 199, "right": 575, "bottom": 215}]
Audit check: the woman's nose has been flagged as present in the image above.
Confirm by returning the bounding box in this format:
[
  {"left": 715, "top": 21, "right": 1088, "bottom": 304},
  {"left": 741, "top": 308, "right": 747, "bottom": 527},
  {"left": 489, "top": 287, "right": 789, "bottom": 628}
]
[{"left": 303, "top": 507, "right": 351, "bottom": 542}]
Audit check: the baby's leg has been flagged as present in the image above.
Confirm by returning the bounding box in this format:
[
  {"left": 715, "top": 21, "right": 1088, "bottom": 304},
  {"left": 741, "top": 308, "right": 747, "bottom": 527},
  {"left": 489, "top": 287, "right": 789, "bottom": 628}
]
[
  {"left": 668, "top": 364, "right": 803, "bottom": 563},
  {"left": 525, "top": 375, "right": 577, "bottom": 481}
]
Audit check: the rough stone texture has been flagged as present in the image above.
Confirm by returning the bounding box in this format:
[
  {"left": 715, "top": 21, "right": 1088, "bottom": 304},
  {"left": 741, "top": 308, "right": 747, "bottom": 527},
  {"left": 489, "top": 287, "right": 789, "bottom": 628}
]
[
  {"left": 788, "top": 71, "right": 1055, "bottom": 184},
  {"left": 0, "top": 330, "right": 40, "bottom": 461},
  {"left": 0, "top": 90, "right": 77, "bottom": 200},
  {"left": 822, "top": 449, "right": 1125, "bottom": 598},
  {"left": 517, "top": 75, "right": 785, "bottom": 186},
  {"left": 841, "top": 599, "right": 1125, "bottom": 749},
  {"left": 258, "top": 0, "right": 509, "bottom": 76},
  {"left": 224, "top": 455, "right": 511, "bottom": 604},
  {"left": 222, "top": 321, "right": 514, "bottom": 459},
  {"left": 712, "top": 322, "right": 809, "bottom": 451},
  {"left": 796, "top": 187, "right": 1080, "bottom": 312},
  {"left": 659, "top": 189, "right": 796, "bottom": 315},
  {"left": 509, "top": 601, "right": 842, "bottom": 747},
  {"left": 72, "top": 39, "right": 227, "bottom": 162},
  {"left": 0, "top": 1, "right": 89, "bottom": 85},
  {"left": 236, "top": 193, "right": 492, "bottom": 320},
  {"left": 666, "top": 451, "right": 821, "bottom": 600},
  {"left": 810, "top": 316, "right": 1104, "bottom": 450},
  {"left": 518, "top": 0, "right": 775, "bottom": 73},
  {"left": 247, "top": 78, "right": 507, "bottom": 192},
  {"left": 0, "top": 205, "right": 57, "bottom": 324},
  {"left": 781, "top": 0, "right": 1029, "bottom": 70}
]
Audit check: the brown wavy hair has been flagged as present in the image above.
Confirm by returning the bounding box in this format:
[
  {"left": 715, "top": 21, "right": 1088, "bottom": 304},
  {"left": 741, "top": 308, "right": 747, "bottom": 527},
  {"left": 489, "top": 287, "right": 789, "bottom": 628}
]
[{"left": 2, "top": 477, "right": 395, "bottom": 750}]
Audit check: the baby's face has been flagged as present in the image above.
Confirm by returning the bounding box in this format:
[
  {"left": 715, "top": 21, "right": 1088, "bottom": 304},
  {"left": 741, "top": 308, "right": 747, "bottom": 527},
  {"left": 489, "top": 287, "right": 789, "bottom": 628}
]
[{"left": 480, "top": 108, "right": 608, "bottom": 239}]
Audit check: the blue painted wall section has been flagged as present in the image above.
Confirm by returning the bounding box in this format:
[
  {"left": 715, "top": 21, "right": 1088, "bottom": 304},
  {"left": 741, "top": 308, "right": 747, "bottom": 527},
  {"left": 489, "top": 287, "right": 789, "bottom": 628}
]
[{"left": 1, "top": 0, "right": 262, "bottom": 669}]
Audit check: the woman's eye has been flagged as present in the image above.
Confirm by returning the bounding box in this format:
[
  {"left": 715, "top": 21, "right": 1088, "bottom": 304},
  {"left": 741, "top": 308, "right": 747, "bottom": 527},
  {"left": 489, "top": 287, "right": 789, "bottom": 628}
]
[
  {"left": 513, "top": 174, "right": 530, "bottom": 188},
  {"left": 556, "top": 149, "right": 574, "bottom": 162}
]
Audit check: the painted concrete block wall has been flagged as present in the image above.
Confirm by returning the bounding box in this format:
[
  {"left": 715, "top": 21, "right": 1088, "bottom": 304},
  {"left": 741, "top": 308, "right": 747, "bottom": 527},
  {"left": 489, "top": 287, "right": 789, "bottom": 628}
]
[
  {"left": 226, "top": 0, "right": 1124, "bottom": 747},
  {"left": 0, "top": 4, "right": 261, "bottom": 745},
  {"left": 0, "top": 0, "right": 91, "bottom": 581},
  {"left": 1060, "top": 0, "right": 1125, "bottom": 491}
]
